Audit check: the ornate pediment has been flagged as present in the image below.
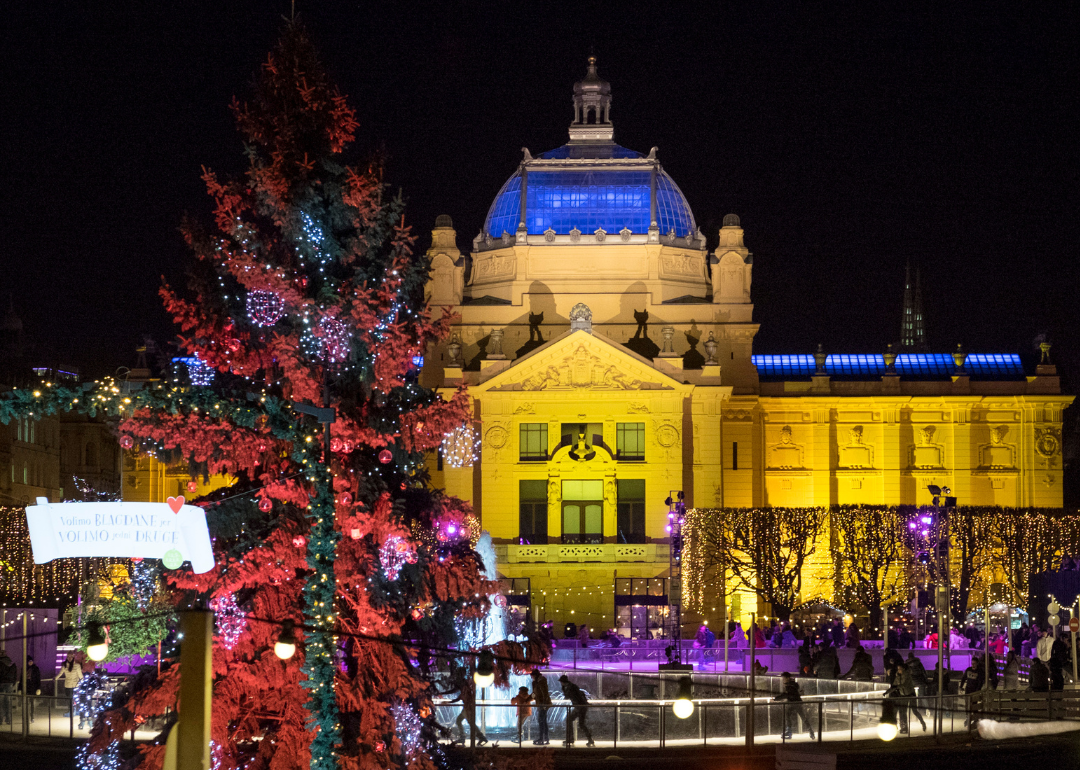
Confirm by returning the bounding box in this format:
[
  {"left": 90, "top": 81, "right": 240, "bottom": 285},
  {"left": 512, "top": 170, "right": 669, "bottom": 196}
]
[{"left": 477, "top": 330, "right": 683, "bottom": 393}]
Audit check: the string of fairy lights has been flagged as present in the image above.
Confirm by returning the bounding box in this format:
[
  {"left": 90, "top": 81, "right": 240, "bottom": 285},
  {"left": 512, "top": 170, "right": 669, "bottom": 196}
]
[{"left": 684, "top": 505, "right": 1080, "bottom": 629}]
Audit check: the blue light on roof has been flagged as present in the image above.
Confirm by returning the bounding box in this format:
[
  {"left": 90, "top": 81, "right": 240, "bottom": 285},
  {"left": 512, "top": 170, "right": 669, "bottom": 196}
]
[
  {"left": 484, "top": 174, "right": 522, "bottom": 238},
  {"left": 483, "top": 165, "right": 696, "bottom": 238},
  {"left": 751, "top": 353, "right": 1025, "bottom": 381}
]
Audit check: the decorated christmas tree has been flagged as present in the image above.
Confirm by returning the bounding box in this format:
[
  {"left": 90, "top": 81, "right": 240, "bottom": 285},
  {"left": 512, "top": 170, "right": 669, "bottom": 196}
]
[{"left": 37, "top": 22, "right": 551, "bottom": 770}]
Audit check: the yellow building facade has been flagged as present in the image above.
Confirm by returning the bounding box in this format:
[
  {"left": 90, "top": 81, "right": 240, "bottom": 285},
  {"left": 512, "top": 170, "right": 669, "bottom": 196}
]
[{"left": 420, "top": 59, "right": 1072, "bottom": 635}]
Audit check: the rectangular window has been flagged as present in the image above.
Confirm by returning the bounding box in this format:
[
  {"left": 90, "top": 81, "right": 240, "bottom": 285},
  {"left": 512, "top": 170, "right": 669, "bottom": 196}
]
[
  {"left": 519, "top": 480, "right": 548, "bottom": 544},
  {"left": 562, "top": 479, "right": 603, "bottom": 544},
  {"left": 616, "top": 423, "right": 645, "bottom": 460},
  {"left": 617, "top": 479, "right": 647, "bottom": 544},
  {"left": 733, "top": 441, "right": 738, "bottom": 470},
  {"left": 519, "top": 423, "right": 548, "bottom": 461}
]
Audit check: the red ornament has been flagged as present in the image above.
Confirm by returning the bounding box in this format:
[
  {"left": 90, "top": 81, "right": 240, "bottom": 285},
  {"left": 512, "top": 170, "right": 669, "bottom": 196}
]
[
  {"left": 374, "top": 741, "right": 385, "bottom": 753},
  {"left": 378, "top": 449, "right": 392, "bottom": 464},
  {"left": 395, "top": 540, "right": 409, "bottom": 553},
  {"left": 292, "top": 536, "right": 306, "bottom": 548},
  {"left": 493, "top": 594, "right": 508, "bottom": 609},
  {"left": 299, "top": 276, "right": 309, "bottom": 288},
  {"left": 338, "top": 492, "right": 352, "bottom": 505},
  {"left": 343, "top": 440, "right": 354, "bottom": 453},
  {"left": 419, "top": 705, "right": 431, "bottom": 718},
  {"left": 187, "top": 480, "right": 198, "bottom": 493},
  {"left": 228, "top": 338, "right": 242, "bottom": 352},
  {"left": 259, "top": 498, "right": 273, "bottom": 513},
  {"left": 257, "top": 441, "right": 268, "bottom": 452},
  {"left": 330, "top": 438, "right": 343, "bottom": 453},
  {"left": 411, "top": 608, "right": 424, "bottom": 621},
  {"left": 399, "top": 482, "right": 407, "bottom": 491},
  {"left": 405, "top": 551, "right": 418, "bottom": 564},
  {"left": 119, "top": 436, "right": 134, "bottom": 449},
  {"left": 350, "top": 528, "right": 361, "bottom": 539}
]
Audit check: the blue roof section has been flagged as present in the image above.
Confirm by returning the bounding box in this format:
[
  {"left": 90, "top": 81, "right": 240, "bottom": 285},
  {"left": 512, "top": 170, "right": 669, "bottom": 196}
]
[
  {"left": 752, "top": 353, "right": 1026, "bottom": 381},
  {"left": 484, "top": 174, "right": 522, "bottom": 238},
  {"left": 483, "top": 166, "right": 696, "bottom": 238}
]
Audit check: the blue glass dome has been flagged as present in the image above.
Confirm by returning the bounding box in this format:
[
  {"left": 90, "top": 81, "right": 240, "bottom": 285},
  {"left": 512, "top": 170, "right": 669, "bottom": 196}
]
[{"left": 484, "top": 145, "right": 696, "bottom": 239}]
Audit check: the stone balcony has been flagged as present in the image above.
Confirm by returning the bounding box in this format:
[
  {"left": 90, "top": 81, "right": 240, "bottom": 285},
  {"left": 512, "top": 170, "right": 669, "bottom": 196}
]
[{"left": 495, "top": 543, "right": 669, "bottom": 564}]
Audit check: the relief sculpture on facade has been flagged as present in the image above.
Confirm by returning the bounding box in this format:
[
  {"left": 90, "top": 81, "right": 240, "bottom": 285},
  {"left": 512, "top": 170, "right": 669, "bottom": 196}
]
[
  {"left": 767, "top": 425, "right": 804, "bottom": 469},
  {"left": 838, "top": 426, "right": 874, "bottom": 469}
]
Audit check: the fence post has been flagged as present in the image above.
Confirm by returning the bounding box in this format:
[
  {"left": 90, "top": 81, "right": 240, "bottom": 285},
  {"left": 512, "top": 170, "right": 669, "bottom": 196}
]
[
  {"left": 849, "top": 698, "right": 854, "bottom": 742},
  {"left": 818, "top": 699, "right": 823, "bottom": 742},
  {"left": 614, "top": 703, "right": 619, "bottom": 748}
]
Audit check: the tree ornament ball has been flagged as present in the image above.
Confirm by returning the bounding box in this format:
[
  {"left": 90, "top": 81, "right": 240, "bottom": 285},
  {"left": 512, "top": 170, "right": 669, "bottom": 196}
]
[
  {"left": 330, "top": 437, "right": 343, "bottom": 453},
  {"left": 411, "top": 608, "right": 425, "bottom": 621},
  {"left": 378, "top": 449, "right": 392, "bottom": 464},
  {"left": 293, "top": 536, "right": 307, "bottom": 548},
  {"left": 350, "top": 528, "right": 362, "bottom": 539},
  {"left": 395, "top": 540, "right": 409, "bottom": 553},
  {"left": 419, "top": 705, "right": 431, "bottom": 718},
  {"left": 162, "top": 549, "right": 184, "bottom": 570},
  {"left": 493, "top": 594, "right": 508, "bottom": 609},
  {"left": 246, "top": 289, "right": 286, "bottom": 327},
  {"left": 257, "top": 441, "right": 268, "bottom": 452},
  {"left": 120, "top": 436, "right": 134, "bottom": 449},
  {"left": 187, "top": 480, "right": 198, "bottom": 493},
  {"left": 374, "top": 742, "right": 385, "bottom": 753},
  {"left": 338, "top": 492, "right": 352, "bottom": 505},
  {"left": 227, "top": 338, "right": 242, "bottom": 352},
  {"left": 259, "top": 498, "right": 273, "bottom": 513},
  {"left": 405, "top": 551, "right": 418, "bottom": 564}
]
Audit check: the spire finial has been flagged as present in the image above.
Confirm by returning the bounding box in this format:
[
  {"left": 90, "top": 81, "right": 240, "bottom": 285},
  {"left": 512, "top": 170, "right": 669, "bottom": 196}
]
[{"left": 569, "top": 55, "right": 613, "bottom": 142}]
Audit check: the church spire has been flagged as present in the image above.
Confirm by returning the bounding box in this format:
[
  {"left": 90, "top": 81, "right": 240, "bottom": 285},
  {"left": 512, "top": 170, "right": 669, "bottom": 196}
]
[
  {"left": 901, "top": 262, "right": 926, "bottom": 350},
  {"left": 569, "top": 56, "right": 613, "bottom": 142}
]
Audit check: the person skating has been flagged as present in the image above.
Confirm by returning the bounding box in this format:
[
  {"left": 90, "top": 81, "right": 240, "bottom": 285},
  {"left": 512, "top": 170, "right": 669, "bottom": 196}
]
[
  {"left": 23, "top": 656, "right": 41, "bottom": 723},
  {"left": 447, "top": 669, "right": 487, "bottom": 745},
  {"left": 773, "top": 672, "right": 815, "bottom": 740},
  {"left": 840, "top": 645, "right": 874, "bottom": 681},
  {"left": 530, "top": 669, "right": 552, "bottom": 745},
  {"left": 0, "top": 649, "right": 16, "bottom": 725},
  {"left": 558, "top": 674, "right": 595, "bottom": 747},
  {"left": 60, "top": 652, "right": 82, "bottom": 718},
  {"left": 895, "top": 661, "right": 927, "bottom": 733},
  {"left": 510, "top": 686, "right": 533, "bottom": 745}
]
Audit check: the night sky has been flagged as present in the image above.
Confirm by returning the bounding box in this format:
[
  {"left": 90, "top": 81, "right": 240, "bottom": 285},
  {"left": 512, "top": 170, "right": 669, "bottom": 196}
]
[{"left": 3, "top": 2, "right": 1077, "bottom": 386}]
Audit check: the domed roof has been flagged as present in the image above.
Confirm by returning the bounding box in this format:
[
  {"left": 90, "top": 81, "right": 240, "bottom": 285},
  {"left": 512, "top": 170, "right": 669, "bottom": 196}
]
[
  {"left": 482, "top": 57, "right": 698, "bottom": 243},
  {"left": 485, "top": 161, "right": 696, "bottom": 239}
]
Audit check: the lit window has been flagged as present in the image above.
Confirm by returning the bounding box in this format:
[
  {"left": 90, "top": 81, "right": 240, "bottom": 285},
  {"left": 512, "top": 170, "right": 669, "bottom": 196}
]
[
  {"left": 519, "top": 424, "right": 548, "bottom": 461},
  {"left": 617, "top": 480, "right": 646, "bottom": 544},
  {"left": 519, "top": 480, "right": 547, "bottom": 544},
  {"left": 562, "top": 480, "right": 603, "bottom": 544},
  {"left": 616, "top": 423, "right": 645, "bottom": 460}
]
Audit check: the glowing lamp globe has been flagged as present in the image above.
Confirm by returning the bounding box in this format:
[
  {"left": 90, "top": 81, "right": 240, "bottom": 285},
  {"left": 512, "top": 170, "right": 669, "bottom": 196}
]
[
  {"left": 473, "top": 650, "right": 495, "bottom": 688},
  {"left": 877, "top": 721, "right": 898, "bottom": 741},
  {"left": 86, "top": 623, "right": 109, "bottom": 662},
  {"left": 672, "top": 677, "right": 695, "bottom": 718},
  {"left": 275, "top": 620, "right": 297, "bottom": 660}
]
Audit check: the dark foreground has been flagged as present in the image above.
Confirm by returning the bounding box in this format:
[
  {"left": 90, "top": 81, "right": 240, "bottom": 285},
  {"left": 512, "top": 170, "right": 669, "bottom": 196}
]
[{"left": 4, "top": 731, "right": 1079, "bottom": 770}]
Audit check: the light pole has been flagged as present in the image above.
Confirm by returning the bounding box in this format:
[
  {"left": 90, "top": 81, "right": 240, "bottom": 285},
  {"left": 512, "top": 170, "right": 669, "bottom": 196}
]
[{"left": 926, "top": 484, "right": 955, "bottom": 737}]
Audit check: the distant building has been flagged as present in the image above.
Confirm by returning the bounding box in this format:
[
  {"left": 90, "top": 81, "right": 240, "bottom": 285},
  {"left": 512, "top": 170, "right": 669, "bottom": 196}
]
[{"left": 419, "top": 59, "right": 1073, "bottom": 635}]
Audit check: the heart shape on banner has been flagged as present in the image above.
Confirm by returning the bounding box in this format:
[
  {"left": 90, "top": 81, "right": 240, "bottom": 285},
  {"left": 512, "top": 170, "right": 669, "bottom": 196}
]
[{"left": 167, "top": 496, "right": 185, "bottom": 514}]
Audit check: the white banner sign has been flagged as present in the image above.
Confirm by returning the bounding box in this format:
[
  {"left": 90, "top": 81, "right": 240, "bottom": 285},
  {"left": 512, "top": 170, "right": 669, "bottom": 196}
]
[{"left": 25, "top": 496, "right": 215, "bottom": 574}]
